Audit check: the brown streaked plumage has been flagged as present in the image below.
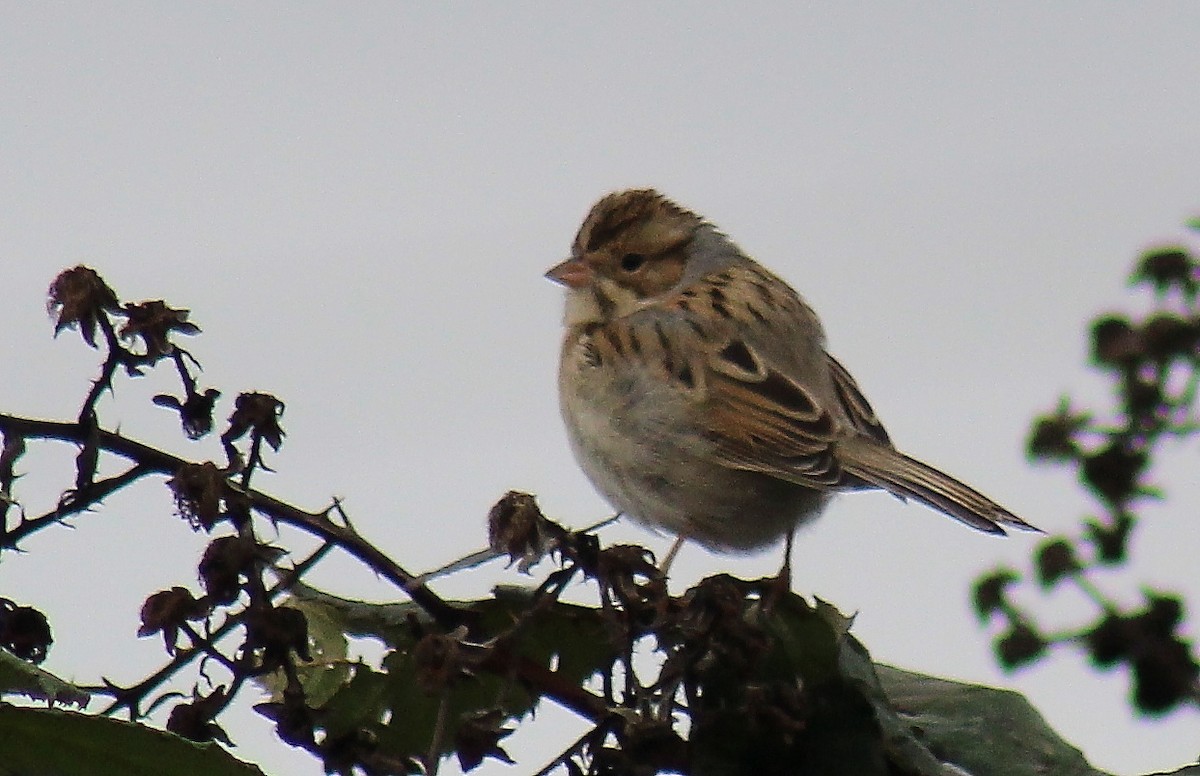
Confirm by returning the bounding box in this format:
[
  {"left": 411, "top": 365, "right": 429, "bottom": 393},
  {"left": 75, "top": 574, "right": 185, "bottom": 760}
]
[{"left": 547, "top": 189, "right": 1038, "bottom": 574}]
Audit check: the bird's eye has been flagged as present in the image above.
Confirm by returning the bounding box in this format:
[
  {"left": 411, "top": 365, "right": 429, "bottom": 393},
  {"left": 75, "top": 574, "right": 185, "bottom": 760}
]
[{"left": 620, "top": 253, "right": 647, "bottom": 272}]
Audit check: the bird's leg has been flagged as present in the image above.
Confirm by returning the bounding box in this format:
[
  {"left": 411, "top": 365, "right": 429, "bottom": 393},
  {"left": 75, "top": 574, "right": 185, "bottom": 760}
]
[
  {"left": 780, "top": 530, "right": 794, "bottom": 585},
  {"left": 766, "top": 531, "right": 794, "bottom": 607},
  {"left": 659, "top": 535, "right": 686, "bottom": 576}
]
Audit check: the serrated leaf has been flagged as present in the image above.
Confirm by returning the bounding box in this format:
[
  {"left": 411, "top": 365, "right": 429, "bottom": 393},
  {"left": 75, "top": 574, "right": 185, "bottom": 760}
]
[
  {"left": 764, "top": 594, "right": 845, "bottom": 685},
  {"left": 282, "top": 584, "right": 417, "bottom": 644},
  {"left": 273, "top": 583, "right": 616, "bottom": 770},
  {"left": 0, "top": 649, "right": 90, "bottom": 706},
  {"left": 483, "top": 586, "right": 614, "bottom": 687},
  {"left": 257, "top": 598, "right": 352, "bottom": 707},
  {"left": 0, "top": 704, "right": 264, "bottom": 776}
]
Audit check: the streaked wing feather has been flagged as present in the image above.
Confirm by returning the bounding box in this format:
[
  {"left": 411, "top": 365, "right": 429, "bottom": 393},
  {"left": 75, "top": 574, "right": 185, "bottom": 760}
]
[
  {"left": 826, "top": 353, "right": 892, "bottom": 445},
  {"left": 703, "top": 338, "right": 845, "bottom": 489},
  {"left": 837, "top": 439, "right": 1041, "bottom": 534}
]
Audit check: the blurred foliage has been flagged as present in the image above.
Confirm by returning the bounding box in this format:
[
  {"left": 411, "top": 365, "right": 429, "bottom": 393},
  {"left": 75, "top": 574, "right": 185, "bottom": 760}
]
[{"left": 974, "top": 237, "right": 1200, "bottom": 716}]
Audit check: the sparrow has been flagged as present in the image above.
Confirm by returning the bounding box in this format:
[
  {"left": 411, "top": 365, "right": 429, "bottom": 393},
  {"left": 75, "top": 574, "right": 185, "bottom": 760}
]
[{"left": 547, "top": 188, "right": 1038, "bottom": 575}]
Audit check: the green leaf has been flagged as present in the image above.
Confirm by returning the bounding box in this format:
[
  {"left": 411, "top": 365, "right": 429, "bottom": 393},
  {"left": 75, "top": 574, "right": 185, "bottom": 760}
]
[
  {"left": 269, "top": 584, "right": 616, "bottom": 772},
  {"left": 277, "top": 583, "right": 415, "bottom": 644},
  {"left": 0, "top": 704, "right": 264, "bottom": 776},
  {"left": 875, "top": 666, "right": 1104, "bottom": 776},
  {"left": 765, "top": 593, "right": 845, "bottom": 685},
  {"left": 485, "top": 585, "right": 614, "bottom": 687},
  {"left": 0, "top": 649, "right": 90, "bottom": 706},
  {"left": 259, "top": 597, "right": 352, "bottom": 708}
]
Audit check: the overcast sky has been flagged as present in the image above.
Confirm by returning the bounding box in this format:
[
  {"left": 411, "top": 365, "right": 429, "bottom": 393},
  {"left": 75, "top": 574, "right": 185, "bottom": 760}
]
[{"left": 2, "top": 4, "right": 1198, "bottom": 775}]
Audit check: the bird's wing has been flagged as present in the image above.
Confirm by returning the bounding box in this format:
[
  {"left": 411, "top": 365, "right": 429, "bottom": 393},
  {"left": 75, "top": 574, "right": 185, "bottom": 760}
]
[
  {"left": 594, "top": 269, "right": 1039, "bottom": 536},
  {"left": 699, "top": 333, "right": 849, "bottom": 490},
  {"left": 825, "top": 353, "right": 892, "bottom": 446},
  {"left": 696, "top": 331, "right": 1040, "bottom": 535}
]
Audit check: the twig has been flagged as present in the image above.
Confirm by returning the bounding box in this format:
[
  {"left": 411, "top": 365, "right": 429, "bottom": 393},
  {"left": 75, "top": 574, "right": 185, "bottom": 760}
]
[
  {"left": 99, "top": 541, "right": 335, "bottom": 717},
  {"left": 0, "top": 413, "right": 463, "bottom": 629},
  {"left": 414, "top": 513, "right": 621, "bottom": 584},
  {"left": 1, "top": 463, "right": 153, "bottom": 549},
  {"left": 76, "top": 315, "right": 122, "bottom": 427}
]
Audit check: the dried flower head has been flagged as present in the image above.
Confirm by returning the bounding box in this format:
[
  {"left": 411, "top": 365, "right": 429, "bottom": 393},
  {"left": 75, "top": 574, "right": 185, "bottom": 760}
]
[
  {"left": 46, "top": 266, "right": 120, "bottom": 347},
  {"left": 119, "top": 299, "right": 200, "bottom": 360}
]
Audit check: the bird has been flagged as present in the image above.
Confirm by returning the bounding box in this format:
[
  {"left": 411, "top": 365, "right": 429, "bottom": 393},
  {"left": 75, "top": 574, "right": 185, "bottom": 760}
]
[{"left": 546, "top": 188, "right": 1039, "bottom": 578}]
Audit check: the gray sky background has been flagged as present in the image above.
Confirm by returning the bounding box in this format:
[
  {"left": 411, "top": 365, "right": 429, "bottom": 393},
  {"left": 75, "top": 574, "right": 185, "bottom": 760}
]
[{"left": 2, "top": 5, "right": 1198, "bottom": 775}]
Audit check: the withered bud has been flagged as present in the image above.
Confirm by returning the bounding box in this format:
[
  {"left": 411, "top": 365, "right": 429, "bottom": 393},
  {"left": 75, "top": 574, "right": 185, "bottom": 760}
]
[
  {"left": 1140, "top": 313, "right": 1200, "bottom": 363},
  {"left": 1026, "top": 399, "right": 1090, "bottom": 462},
  {"left": 1133, "top": 641, "right": 1197, "bottom": 713},
  {"left": 0, "top": 434, "right": 26, "bottom": 490},
  {"left": 138, "top": 587, "right": 209, "bottom": 654},
  {"left": 1086, "top": 513, "right": 1134, "bottom": 563},
  {"left": 412, "top": 626, "right": 476, "bottom": 694},
  {"left": 0, "top": 598, "right": 53, "bottom": 664},
  {"left": 671, "top": 575, "right": 771, "bottom": 671},
  {"left": 245, "top": 605, "right": 311, "bottom": 671},
  {"left": 596, "top": 544, "right": 664, "bottom": 618},
  {"left": 119, "top": 299, "right": 201, "bottom": 360},
  {"left": 454, "top": 709, "right": 516, "bottom": 771},
  {"left": 223, "top": 392, "right": 286, "bottom": 452},
  {"left": 254, "top": 691, "right": 318, "bottom": 747},
  {"left": 154, "top": 388, "right": 222, "bottom": 440},
  {"left": 995, "top": 621, "right": 1047, "bottom": 669},
  {"left": 166, "top": 688, "right": 230, "bottom": 744},
  {"left": 167, "top": 462, "right": 228, "bottom": 530},
  {"left": 1034, "top": 539, "right": 1082, "bottom": 589},
  {"left": 47, "top": 266, "right": 120, "bottom": 348},
  {"left": 487, "top": 491, "right": 559, "bottom": 572},
  {"left": 1086, "top": 613, "right": 1131, "bottom": 666},
  {"left": 1081, "top": 443, "right": 1146, "bottom": 506},
  {"left": 198, "top": 535, "right": 262, "bottom": 604},
  {"left": 972, "top": 568, "right": 1019, "bottom": 621}
]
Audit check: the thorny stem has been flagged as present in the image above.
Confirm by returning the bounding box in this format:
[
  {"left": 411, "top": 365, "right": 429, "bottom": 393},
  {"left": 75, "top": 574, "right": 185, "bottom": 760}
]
[
  {"left": 0, "top": 463, "right": 153, "bottom": 549},
  {"left": 178, "top": 623, "right": 240, "bottom": 674},
  {"left": 487, "top": 646, "right": 610, "bottom": 723},
  {"left": 3, "top": 295, "right": 625, "bottom": 765},
  {"left": 235, "top": 431, "right": 274, "bottom": 618},
  {"left": 77, "top": 315, "right": 122, "bottom": 427},
  {"left": 239, "top": 431, "right": 264, "bottom": 493},
  {"left": 97, "top": 541, "right": 335, "bottom": 717},
  {"left": 169, "top": 348, "right": 197, "bottom": 397},
  {"left": 0, "top": 412, "right": 463, "bottom": 630},
  {"left": 0, "top": 434, "right": 26, "bottom": 535}
]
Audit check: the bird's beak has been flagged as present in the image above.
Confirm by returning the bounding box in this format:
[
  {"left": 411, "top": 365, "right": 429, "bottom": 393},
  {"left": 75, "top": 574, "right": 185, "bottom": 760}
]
[{"left": 544, "top": 257, "right": 593, "bottom": 289}]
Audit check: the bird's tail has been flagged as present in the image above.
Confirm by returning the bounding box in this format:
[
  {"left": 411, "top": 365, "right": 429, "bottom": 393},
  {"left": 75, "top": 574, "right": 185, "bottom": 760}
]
[{"left": 837, "top": 438, "right": 1040, "bottom": 535}]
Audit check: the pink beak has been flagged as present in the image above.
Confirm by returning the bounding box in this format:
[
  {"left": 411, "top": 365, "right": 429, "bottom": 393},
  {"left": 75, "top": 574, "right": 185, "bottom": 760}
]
[{"left": 545, "top": 257, "right": 593, "bottom": 289}]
